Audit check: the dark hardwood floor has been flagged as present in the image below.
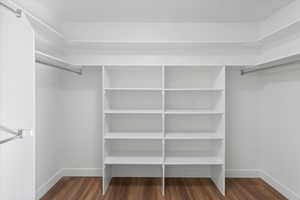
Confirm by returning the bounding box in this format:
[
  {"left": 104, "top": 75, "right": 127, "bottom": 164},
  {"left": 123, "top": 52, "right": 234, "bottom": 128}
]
[{"left": 41, "top": 177, "right": 287, "bottom": 200}]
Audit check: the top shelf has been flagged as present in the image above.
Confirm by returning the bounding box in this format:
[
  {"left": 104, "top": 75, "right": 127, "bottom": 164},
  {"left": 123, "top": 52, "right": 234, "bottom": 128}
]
[{"left": 104, "top": 88, "right": 224, "bottom": 91}]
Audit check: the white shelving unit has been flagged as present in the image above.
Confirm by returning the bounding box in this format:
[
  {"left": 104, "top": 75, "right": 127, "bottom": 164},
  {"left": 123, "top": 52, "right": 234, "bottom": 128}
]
[{"left": 102, "top": 65, "right": 225, "bottom": 195}]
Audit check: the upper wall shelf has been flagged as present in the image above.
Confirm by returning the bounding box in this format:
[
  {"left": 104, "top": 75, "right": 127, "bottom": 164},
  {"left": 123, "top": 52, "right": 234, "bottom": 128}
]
[{"left": 104, "top": 88, "right": 224, "bottom": 92}]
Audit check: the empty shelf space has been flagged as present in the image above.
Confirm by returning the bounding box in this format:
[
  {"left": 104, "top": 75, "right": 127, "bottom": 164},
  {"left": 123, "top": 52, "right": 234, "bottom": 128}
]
[
  {"left": 165, "top": 133, "right": 224, "bottom": 140},
  {"left": 105, "top": 109, "right": 162, "bottom": 114},
  {"left": 165, "top": 66, "right": 225, "bottom": 89},
  {"left": 106, "top": 114, "right": 162, "bottom": 133},
  {"left": 104, "top": 66, "right": 162, "bottom": 88},
  {"left": 104, "top": 89, "right": 162, "bottom": 111},
  {"left": 105, "top": 156, "right": 163, "bottom": 165},
  {"left": 105, "top": 132, "right": 163, "bottom": 139},
  {"left": 165, "top": 109, "right": 224, "bottom": 115},
  {"left": 165, "top": 157, "right": 224, "bottom": 165}
]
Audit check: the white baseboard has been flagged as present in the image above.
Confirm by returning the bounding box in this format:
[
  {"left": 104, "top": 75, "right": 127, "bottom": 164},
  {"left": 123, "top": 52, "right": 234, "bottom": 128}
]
[
  {"left": 260, "top": 170, "right": 300, "bottom": 200},
  {"left": 36, "top": 169, "right": 64, "bottom": 200},
  {"left": 61, "top": 168, "right": 102, "bottom": 177},
  {"left": 226, "top": 169, "right": 260, "bottom": 178}
]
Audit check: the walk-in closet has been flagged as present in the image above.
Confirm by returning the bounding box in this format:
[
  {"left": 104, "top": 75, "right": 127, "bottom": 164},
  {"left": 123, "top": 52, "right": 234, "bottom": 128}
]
[{"left": 1, "top": 0, "right": 300, "bottom": 199}]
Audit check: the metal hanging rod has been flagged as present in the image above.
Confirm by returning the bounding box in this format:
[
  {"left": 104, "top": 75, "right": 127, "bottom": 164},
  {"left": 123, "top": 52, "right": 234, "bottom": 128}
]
[
  {"left": 0, "top": 0, "right": 22, "bottom": 17},
  {"left": 36, "top": 51, "right": 83, "bottom": 75},
  {"left": 0, "top": 125, "right": 23, "bottom": 145},
  {"left": 241, "top": 54, "right": 300, "bottom": 75},
  {"left": 240, "top": 65, "right": 283, "bottom": 75}
]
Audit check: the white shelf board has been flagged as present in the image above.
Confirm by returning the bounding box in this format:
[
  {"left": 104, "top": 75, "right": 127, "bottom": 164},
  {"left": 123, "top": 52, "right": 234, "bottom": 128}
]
[
  {"left": 165, "top": 109, "right": 224, "bottom": 115},
  {"left": 104, "top": 109, "right": 162, "bottom": 114},
  {"left": 105, "top": 132, "right": 163, "bottom": 140},
  {"left": 165, "top": 157, "right": 224, "bottom": 165},
  {"left": 105, "top": 156, "right": 163, "bottom": 165},
  {"left": 165, "top": 88, "right": 224, "bottom": 92},
  {"left": 105, "top": 88, "right": 162, "bottom": 91},
  {"left": 165, "top": 133, "right": 224, "bottom": 140}
]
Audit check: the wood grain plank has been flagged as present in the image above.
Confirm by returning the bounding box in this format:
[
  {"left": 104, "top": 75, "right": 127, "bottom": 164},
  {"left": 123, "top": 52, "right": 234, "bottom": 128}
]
[{"left": 41, "top": 177, "right": 288, "bottom": 200}]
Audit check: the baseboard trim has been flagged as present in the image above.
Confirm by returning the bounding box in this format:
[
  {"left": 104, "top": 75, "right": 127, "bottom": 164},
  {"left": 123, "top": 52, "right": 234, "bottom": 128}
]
[
  {"left": 36, "top": 169, "right": 63, "bottom": 199},
  {"left": 260, "top": 170, "right": 300, "bottom": 200},
  {"left": 61, "top": 168, "right": 102, "bottom": 177},
  {"left": 226, "top": 169, "right": 260, "bottom": 178}
]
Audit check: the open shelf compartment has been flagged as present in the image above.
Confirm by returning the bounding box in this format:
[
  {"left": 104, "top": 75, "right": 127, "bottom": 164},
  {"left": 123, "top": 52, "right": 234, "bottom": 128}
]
[
  {"left": 104, "top": 139, "right": 163, "bottom": 165},
  {"left": 165, "top": 140, "right": 224, "bottom": 165},
  {"left": 165, "top": 66, "right": 225, "bottom": 89},
  {"left": 165, "top": 90, "right": 224, "bottom": 113},
  {"left": 104, "top": 89, "right": 162, "bottom": 112},
  {"left": 104, "top": 66, "right": 162, "bottom": 89}
]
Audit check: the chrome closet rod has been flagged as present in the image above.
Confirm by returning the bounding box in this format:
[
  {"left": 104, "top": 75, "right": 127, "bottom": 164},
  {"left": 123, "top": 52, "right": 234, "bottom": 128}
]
[
  {"left": 0, "top": 125, "right": 23, "bottom": 145},
  {"left": 0, "top": 2, "right": 82, "bottom": 75},
  {"left": 35, "top": 51, "right": 83, "bottom": 75},
  {"left": 241, "top": 64, "right": 286, "bottom": 75},
  {"left": 36, "top": 60, "right": 83, "bottom": 75},
  {"left": 0, "top": 0, "right": 22, "bottom": 17}
]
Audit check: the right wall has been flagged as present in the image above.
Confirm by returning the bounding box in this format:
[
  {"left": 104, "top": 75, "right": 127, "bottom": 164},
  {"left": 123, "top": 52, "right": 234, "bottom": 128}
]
[{"left": 258, "top": 62, "right": 300, "bottom": 199}]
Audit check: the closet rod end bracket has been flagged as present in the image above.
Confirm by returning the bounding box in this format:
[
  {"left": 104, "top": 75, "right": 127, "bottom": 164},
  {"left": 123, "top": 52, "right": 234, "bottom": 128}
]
[{"left": 16, "top": 9, "right": 22, "bottom": 17}]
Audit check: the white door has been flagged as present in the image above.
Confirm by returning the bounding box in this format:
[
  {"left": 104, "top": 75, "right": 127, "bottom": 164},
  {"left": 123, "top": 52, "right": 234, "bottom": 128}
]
[{"left": 0, "top": 3, "right": 36, "bottom": 200}]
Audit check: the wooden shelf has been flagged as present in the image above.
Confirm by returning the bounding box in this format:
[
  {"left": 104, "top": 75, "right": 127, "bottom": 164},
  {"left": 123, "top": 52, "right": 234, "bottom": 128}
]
[
  {"left": 165, "top": 109, "right": 224, "bottom": 115},
  {"left": 105, "top": 132, "right": 163, "bottom": 140},
  {"left": 105, "top": 156, "right": 163, "bottom": 165},
  {"left": 165, "top": 157, "right": 224, "bottom": 165},
  {"left": 104, "top": 109, "right": 162, "bottom": 114},
  {"left": 165, "top": 88, "right": 224, "bottom": 92},
  {"left": 105, "top": 88, "right": 162, "bottom": 91},
  {"left": 165, "top": 133, "right": 224, "bottom": 140}
]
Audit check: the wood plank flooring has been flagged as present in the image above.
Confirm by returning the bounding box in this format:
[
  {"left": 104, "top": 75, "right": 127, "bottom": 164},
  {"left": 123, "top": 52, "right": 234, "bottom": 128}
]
[{"left": 41, "top": 177, "right": 287, "bottom": 200}]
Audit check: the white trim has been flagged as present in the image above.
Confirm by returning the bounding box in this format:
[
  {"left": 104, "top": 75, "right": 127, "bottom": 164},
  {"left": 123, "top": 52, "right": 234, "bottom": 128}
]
[
  {"left": 260, "top": 171, "right": 300, "bottom": 200},
  {"left": 225, "top": 169, "right": 260, "bottom": 178},
  {"left": 36, "top": 169, "right": 64, "bottom": 200},
  {"left": 61, "top": 168, "right": 102, "bottom": 177}
]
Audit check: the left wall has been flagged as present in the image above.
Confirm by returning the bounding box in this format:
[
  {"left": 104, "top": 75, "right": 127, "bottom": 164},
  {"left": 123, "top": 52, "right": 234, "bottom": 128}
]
[{"left": 36, "top": 63, "right": 64, "bottom": 197}]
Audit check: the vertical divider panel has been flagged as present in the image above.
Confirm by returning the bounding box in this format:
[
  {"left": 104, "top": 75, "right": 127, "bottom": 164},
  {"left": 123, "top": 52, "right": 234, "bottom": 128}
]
[
  {"left": 162, "top": 65, "right": 165, "bottom": 196},
  {"left": 102, "top": 66, "right": 106, "bottom": 194},
  {"left": 211, "top": 66, "right": 226, "bottom": 195},
  {"left": 102, "top": 66, "right": 111, "bottom": 194}
]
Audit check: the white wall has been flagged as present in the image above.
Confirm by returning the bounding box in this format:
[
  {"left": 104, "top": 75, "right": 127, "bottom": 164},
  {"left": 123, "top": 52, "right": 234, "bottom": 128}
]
[
  {"left": 0, "top": 5, "right": 36, "bottom": 200},
  {"left": 226, "top": 66, "right": 300, "bottom": 199},
  {"left": 258, "top": 63, "right": 300, "bottom": 199},
  {"left": 60, "top": 67, "right": 102, "bottom": 174},
  {"left": 36, "top": 66, "right": 102, "bottom": 198},
  {"left": 225, "top": 69, "right": 260, "bottom": 176},
  {"left": 36, "top": 63, "right": 64, "bottom": 196}
]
